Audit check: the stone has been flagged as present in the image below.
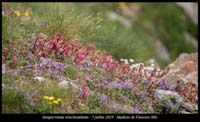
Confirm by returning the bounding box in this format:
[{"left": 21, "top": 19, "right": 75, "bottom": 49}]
[
  {"left": 160, "top": 53, "right": 198, "bottom": 109},
  {"left": 33, "top": 76, "right": 45, "bottom": 81},
  {"left": 165, "top": 52, "right": 198, "bottom": 85},
  {"left": 181, "top": 102, "right": 195, "bottom": 112},
  {"left": 39, "top": 57, "right": 52, "bottom": 66},
  {"left": 195, "top": 105, "right": 198, "bottom": 111},
  {"left": 154, "top": 89, "right": 183, "bottom": 113},
  {"left": 58, "top": 80, "right": 78, "bottom": 89},
  {"left": 179, "top": 111, "right": 192, "bottom": 114}
]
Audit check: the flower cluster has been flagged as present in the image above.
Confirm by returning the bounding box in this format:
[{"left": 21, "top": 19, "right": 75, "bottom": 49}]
[
  {"left": 3, "top": 33, "right": 195, "bottom": 114},
  {"left": 2, "top": 43, "right": 18, "bottom": 68},
  {"left": 98, "top": 94, "right": 109, "bottom": 107},
  {"left": 13, "top": 10, "right": 32, "bottom": 17},
  {"left": 27, "top": 33, "right": 176, "bottom": 113},
  {"left": 29, "top": 33, "right": 96, "bottom": 65},
  {"left": 43, "top": 95, "right": 62, "bottom": 105}
]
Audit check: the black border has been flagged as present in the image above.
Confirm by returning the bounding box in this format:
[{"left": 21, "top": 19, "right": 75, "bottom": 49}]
[{"left": 1, "top": 1, "right": 199, "bottom": 121}]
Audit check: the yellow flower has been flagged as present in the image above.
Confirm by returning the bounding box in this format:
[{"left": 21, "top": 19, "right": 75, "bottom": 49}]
[
  {"left": 48, "top": 96, "right": 55, "bottom": 101},
  {"left": 20, "top": 66, "right": 24, "bottom": 69},
  {"left": 43, "top": 96, "right": 49, "bottom": 100},
  {"left": 52, "top": 100, "right": 59, "bottom": 104},
  {"left": 14, "top": 10, "right": 20, "bottom": 16},
  {"left": 57, "top": 98, "right": 62, "bottom": 102},
  {"left": 96, "top": 50, "right": 102, "bottom": 54},
  {"left": 23, "top": 10, "right": 30, "bottom": 17}
]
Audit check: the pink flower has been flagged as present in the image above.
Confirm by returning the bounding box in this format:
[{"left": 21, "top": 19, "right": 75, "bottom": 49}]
[
  {"left": 87, "top": 43, "right": 95, "bottom": 49},
  {"left": 47, "top": 44, "right": 53, "bottom": 49},
  {"left": 84, "top": 76, "right": 90, "bottom": 81},
  {"left": 76, "top": 50, "right": 86, "bottom": 60},
  {"left": 3, "top": 48, "right": 9, "bottom": 52},
  {"left": 12, "top": 56, "right": 17, "bottom": 61},
  {"left": 80, "top": 85, "right": 91, "bottom": 97},
  {"left": 76, "top": 42, "right": 82, "bottom": 48},
  {"left": 68, "top": 39, "right": 75, "bottom": 45},
  {"left": 13, "top": 48, "right": 17, "bottom": 52}
]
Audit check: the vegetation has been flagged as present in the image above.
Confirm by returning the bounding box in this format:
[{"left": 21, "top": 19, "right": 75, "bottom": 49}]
[{"left": 2, "top": 2, "right": 197, "bottom": 114}]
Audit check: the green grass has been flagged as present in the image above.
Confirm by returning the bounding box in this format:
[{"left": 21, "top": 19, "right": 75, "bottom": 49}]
[
  {"left": 2, "top": 3, "right": 198, "bottom": 113},
  {"left": 64, "top": 66, "right": 78, "bottom": 79},
  {"left": 2, "top": 71, "right": 80, "bottom": 113},
  {"left": 2, "top": 90, "right": 27, "bottom": 113}
]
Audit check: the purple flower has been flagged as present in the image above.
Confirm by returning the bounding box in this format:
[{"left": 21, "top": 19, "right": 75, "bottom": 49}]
[
  {"left": 122, "top": 81, "right": 133, "bottom": 88},
  {"left": 27, "top": 51, "right": 34, "bottom": 60},
  {"left": 108, "top": 102, "right": 122, "bottom": 111},
  {"left": 56, "top": 75, "right": 66, "bottom": 82},
  {"left": 158, "top": 81, "right": 171, "bottom": 90},
  {"left": 101, "top": 80, "right": 109, "bottom": 89},
  {"left": 111, "top": 81, "right": 122, "bottom": 89},
  {"left": 129, "top": 107, "right": 142, "bottom": 114},
  {"left": 52, "top": 62, "right": 65, "bottom": 71},
  {"left": 24, "top": 64, "right": 34, "bottom": 70},
  {"left": 99, "top": 94, "right": 108, "bottom": 106},
  {"left": 144, "top": 79, "right": 151, "bottom": 86}
]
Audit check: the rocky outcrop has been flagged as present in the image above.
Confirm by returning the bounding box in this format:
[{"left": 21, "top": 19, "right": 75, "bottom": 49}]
[
  {"left": 154, "top": 89, "right": 183, "bottom": 113},
  {"left": 154, "top": 89, "right": 197, "bottom": 114},
  {"left": 164, "top": 52, "right": 198, "bottom": 85},
  {"left": 157, "top": 52, "right": 198, "bottom": 113}
]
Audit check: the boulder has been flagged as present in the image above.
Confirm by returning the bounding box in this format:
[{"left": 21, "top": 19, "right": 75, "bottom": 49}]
[
  {"left": 160, "top": 53, "right": 198, "bottom": 111},
  {"left": 154, "top": 89, "right": 183, "bottom": 113},
  {"left": 181, "top": 102, "right": 195, "bottom": 112},
  {"left": 165, "top": 52, "right": 198, "bottom": 86},
  {"left": 154, "top": 89, "right": 183, "bottom": 106}
]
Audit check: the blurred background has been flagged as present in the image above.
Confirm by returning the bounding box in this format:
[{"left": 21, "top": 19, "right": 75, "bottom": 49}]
[{"left": 2, "top": 2, "right": 198, "bottom": 68}]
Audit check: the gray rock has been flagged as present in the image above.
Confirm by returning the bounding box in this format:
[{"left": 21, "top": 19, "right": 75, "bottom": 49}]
[
  {"left": 181, "top": 102, "right": 195, "bottom": 112},
  {"left": 154, "top": 89, "right": 183, "bottom": 113},
  {"left": 179, "top": 110, "right": 192, "bottom": 114},
  {"left": 154, "top": 89, "right": 183, "bottom": 106},
  {"left": 195, "top": 105, "right": 198, "bottom": 111},
  {"left": 39, "top": 57, "right": 52, "bottom": 66},
  {"left": 58, "top": 80, "right": 78, "bottom": 89},
  {"left": 33, "top": 76, "right": 45, "bottom": 82},
  {"left": 2, "top": 64, "right": 6, "bottom": 74}
]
